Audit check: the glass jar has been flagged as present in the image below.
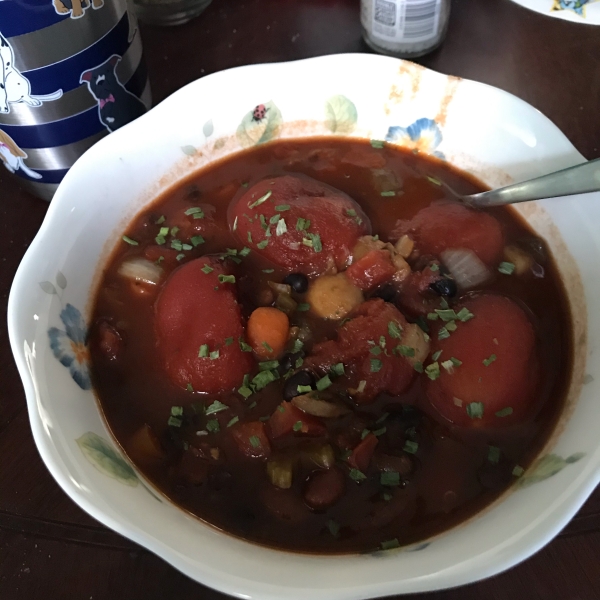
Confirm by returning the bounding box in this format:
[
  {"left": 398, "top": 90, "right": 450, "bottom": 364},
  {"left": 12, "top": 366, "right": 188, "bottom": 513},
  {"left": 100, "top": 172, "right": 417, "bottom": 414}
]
[
  {"left": 361, "top": 0, "right": 451, "bottom": 59},
  {"left": 133, "top": 0, "right": 212, "bottom": 26}
]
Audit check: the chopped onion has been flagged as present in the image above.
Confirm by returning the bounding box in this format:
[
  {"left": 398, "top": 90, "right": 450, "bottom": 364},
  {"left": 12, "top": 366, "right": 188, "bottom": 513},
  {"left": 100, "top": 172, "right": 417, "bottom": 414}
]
[
  {"left": 118, "top": 257, "right": 164, "bottom": 286},
  {"left": 441, "top": 249, "right": 491, "bottom": 290},
  {"left": 267, "top": 281, "right": 292, "bottom": 295},
  {"left": 292, "top": 394, "right": 350, "bottom": 418}
]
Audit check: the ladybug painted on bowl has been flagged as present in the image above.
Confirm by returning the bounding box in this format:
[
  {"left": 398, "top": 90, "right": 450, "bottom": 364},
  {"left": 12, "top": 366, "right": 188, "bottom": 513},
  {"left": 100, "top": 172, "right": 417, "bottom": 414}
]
[{"left": 252, "top": 104, "right": 268, "bottom": 122}]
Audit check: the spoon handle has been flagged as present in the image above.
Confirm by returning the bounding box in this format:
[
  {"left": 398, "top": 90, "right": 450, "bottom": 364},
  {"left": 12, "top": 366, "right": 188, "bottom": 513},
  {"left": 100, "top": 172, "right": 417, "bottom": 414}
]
[{"left": 466, "top": 158, "right": 600, "bottom": 208}]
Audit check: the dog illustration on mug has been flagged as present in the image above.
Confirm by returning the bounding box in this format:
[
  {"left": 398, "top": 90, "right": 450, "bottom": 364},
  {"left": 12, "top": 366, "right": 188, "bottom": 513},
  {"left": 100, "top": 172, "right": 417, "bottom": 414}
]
[
  {"left": 0, "top": 129, "right": 42, "bottom": 179},
  {"left": 80, "top": 55, "right": 146, "bottom": 133},
  {"left": 0, "top": 33, "right": 63, "bottom": 113},
  {"left": 53, "top": 0, "right": 104, "bottom": 19}
]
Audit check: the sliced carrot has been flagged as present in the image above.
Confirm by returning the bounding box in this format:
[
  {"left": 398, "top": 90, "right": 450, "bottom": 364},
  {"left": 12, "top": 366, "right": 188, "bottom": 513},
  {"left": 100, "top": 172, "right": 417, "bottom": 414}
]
[{"left": 247, "top": 306, "right": 289, "bottom": 358}]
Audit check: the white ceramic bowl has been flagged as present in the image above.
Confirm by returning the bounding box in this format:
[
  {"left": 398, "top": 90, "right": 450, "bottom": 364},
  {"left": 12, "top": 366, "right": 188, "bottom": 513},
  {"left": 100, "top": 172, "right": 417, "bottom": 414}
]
[{"left": 8, "top": 54, "right": 600, "bottom": 599}]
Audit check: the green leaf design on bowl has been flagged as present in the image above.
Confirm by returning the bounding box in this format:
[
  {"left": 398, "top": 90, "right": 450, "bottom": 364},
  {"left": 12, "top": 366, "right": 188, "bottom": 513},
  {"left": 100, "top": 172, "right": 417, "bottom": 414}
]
[
  {"left": 76, "top": 432, "right": 138, "bottom": 487},
  {"left": 181, "top": 145, "right": 197, "bottom": 156},
  {"left": 325, "top": 95, "right": 357, "bottom": 134},
  {"left": 517, "top": 452, "right": 585, "bottom": 488},
  {"left": 236, "top": 101, "right": 282, "bottom": 148},
  {"left": 203, "top": 119, "right": 214, "bottom": 138}
]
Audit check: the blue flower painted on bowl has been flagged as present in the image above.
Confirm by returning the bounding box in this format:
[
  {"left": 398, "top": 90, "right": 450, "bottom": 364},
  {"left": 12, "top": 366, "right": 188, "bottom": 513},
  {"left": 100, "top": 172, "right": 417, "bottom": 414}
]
[
  {"left": 551, "top": 0, "right": 595, "bottom": 16},
  {"left": 386, "top": 118, "right": 443, "bottom": 158},
  {"left": 48, "top": 304, "right": 91, "bottom": 390}
]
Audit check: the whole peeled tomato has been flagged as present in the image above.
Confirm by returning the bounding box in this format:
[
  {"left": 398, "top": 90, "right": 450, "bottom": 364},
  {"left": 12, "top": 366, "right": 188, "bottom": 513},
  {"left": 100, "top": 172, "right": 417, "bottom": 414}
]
[
  {"left": 228, "top": 175, "right": 371, "bottom": 277},
  {"left": 391, "top": 202, "right": 504, "bottom": 266},
  {"left": 426, "top": 294, "right": 537, "bottom": 427},
  {"left": 155, "top": 257, "right": 253, "bottom": 393}
]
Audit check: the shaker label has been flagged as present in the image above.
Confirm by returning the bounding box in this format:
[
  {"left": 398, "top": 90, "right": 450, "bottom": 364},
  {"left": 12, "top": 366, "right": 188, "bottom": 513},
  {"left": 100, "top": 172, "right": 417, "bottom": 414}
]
[{"left": 372, "top": 0, "right": 441, "bottom": 43}]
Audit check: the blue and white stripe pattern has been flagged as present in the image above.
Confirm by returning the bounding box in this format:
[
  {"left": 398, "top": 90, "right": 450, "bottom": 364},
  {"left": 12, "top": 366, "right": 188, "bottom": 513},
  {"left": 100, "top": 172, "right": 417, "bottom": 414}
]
[{"left": 0, "top": 0, "right": 150, "bottom": 199}]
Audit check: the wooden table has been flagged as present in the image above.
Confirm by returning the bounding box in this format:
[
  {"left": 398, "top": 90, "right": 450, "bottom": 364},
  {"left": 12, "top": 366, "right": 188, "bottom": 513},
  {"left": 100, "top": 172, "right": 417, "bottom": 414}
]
[{"left": 2, "top": 0, "right": 600, "bottom": 597}]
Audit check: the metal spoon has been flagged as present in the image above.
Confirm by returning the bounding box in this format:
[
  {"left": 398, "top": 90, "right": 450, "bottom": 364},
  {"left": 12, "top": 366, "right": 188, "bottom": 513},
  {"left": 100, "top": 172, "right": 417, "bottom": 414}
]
[{"left": 443, "top": 157, "right": 600, "bottom": 208}]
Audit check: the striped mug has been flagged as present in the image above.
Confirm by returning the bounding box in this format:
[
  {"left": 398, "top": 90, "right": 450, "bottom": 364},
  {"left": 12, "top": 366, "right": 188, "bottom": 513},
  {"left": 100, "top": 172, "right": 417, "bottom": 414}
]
[{"left": 0, "top": 0, "right": 150, "bottom": 200}]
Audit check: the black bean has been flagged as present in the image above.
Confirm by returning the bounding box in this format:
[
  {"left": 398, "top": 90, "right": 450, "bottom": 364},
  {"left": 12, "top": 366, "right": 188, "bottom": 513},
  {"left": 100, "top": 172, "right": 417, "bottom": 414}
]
[
  {"left": 372, "top": 283, "right": 396, "bottom": 302},
  {"left": 429, "top": 277, "right": 457, "bottom": 298},
  {"left": 283, "top": 370, "right": 315, "bottom": 401},
  {"left": 279, "top": 351, "right": 304, "bottom": 374},
  {"left": 283, "top": 273, "right": 309, "bottom": 294}
]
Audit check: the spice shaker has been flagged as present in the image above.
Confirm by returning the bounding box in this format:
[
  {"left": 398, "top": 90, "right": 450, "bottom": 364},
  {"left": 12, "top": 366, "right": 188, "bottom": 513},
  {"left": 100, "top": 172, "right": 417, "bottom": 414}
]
[
  {"left": 0, "top": 0, "right": 150, "bottom": 201},
  {"left": 361, "top": 0, "right": 451, "bottom": 59}
]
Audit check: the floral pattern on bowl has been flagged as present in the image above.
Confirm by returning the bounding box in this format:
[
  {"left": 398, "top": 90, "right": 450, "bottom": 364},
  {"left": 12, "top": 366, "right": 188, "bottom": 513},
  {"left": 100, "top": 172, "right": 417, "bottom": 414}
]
[
  {"left": 509, "top": 0, "right": 600, "bottom": 23},
  {"left": 8, "top": 54, "right": 599, "bottom": 600}
]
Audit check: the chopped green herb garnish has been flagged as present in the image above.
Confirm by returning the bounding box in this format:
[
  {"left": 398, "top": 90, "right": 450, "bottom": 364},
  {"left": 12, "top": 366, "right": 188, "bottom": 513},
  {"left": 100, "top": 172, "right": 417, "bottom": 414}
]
[
  {"left": 188, "top": 235, "right": 203, "bottom": 247},
  {"left": 209, "top": 350, "right": 220, "bottom": 360},
  {"left": 248, "top": 190, "right": 272, "bottom": 209},
  {"left": 326, "top": 519, "right": 340, "bottom": 537},
  {"left": 167, "top": 416, "right": 182, "bottom": 427},
  {"left": 239, "top": 246, "right": 251, "bottom": 257},
  {"left": 370, "top": 359, "right": 383, "bottom": 373},
  {"left": 249, "top": 435, "right": 261, "bottom": 448},
  {"left": 425, "top": 361, "right": 440, "bottom": 380},
  {"left": 435, "top": 309, "right": 458, "bottom": 322},
  {"left": 257, "top": 239, "right": 269, "bottom": 249},
  {"left": 361, "top": 428, "right": 370, "bottom": 439},
  {"left": 330, "top": 362, "right": 345, "bottom": 376},
  {"left": 441, "top": 359, "right": 456, "bottom": 373},
  {"left": 218, "top": 274, "right": 236, "bottom": 284},
  {"left": 380, "top": 190, "right": 396, "bottom": 197},
  {"left": 186, "top": 383, "right": 194, "bottom": 392},
  {"left": 388, "top": 321, "right": 403, "bottom": 339},
  {"left": 488, "top": 446, "right": 501, "bottom": 464},
  {"left": 456, "top": 307, "right": 475, "bottom": 322},
  {"left": 297, "top": 384, "right": 313, "bottom": 394},
  {"left": 262, "top": 268, "right": 274, "bottom": 274},
  {"left": 259, "top": 360, "right": 279, "bottom": 371},
  {"left": 175, "top": 253, "right": 184, "bottom": 261},
  {"left": 248, "top": 401, "right": 257, "bottom": 409},
  {"left": 431, "top": 350, "right": 442, "bottom": 361},
  {"left": 370, "top": 346, "right": 382, "bottom": 355},
  {"left": 232, "top": 216, "right": 238, "bottom": 231},
  {"left": 205, "top": 400, "right": 228, "bottom": 415},
  {"left": 296, "top": 303, "right": 310, "bottom": 312},
  {"left": 346, "top": 209, "right": 357, "bottom": 217},
  {"left": 427, "top": 175, "right": 442, "bottom": 186},
  {"left": 450, "top": 357, "right": 462, "bottom": 367},
  {"left": 227, "top": 416, "right": 240, "bottom": 428},
  {"left": 498, "top": 261, "right": 516, "bottom": 275},
  {"left": 171, "top": 239, "right": 183, "bottom": 251},
  {"left": 495, "top": 407, "right": 513, "bottom": 418},
  {"left": 239, "top": 338, "right": 252, "bottom": 352},
  {"left": 275, "top": 204, "right": 290, "bottom": 211},
  {"left": 251, "top": 370, "right": 277, "bottom": 391},
  {"left": 395, "top": 345, "right": 415, "bottom": 357},
  {"left": 316, "top": 375, "right": 332, "bottom": 391},
  {"left": 238, "top": 385, "right": 253, "bottom": 399},
  {"left": 198, "top": 344, "right": 209, "bottom": 358},
  {"left": 184, "top": 206, "right": 204, "bottom": 217},
  {"left": 376, "top": 412, "right": 389, "bottom": 425},
  {"left": 370, "top": 139, "right": 385, "bottom": 149},
  {"left": 122, "top": 235, "right": 138, "bottom": 246},
  {"left": 169, "top": 226, "right": 179, "bottom": 237},
  {"left": 290, "top": 421, "right": 303, "bottom": 433},
  {"left": 445, "top": 320, "right": 457, "bottom": 332},
  {"left": 296, "top": 217, "right": 311, "bottom": 231},
  {"left": 413, "top": 361, "right": 424, "bottom": 373},
  {"left": 483, "top": 354, "right": 497, "bottom": 366},
  {"left": 170, "top": 406, "right": 183, "bottom": 416},
  {"left": 295, "top": 357, "right": 304, "bottom": 368},
  {"left": 382, "top": 492, "right": 392, "bottom": 502},
  {"left": 373, "top": 427, "right": 387, "bottom": 437},
  {"left": 512, "top": 465, "right": 524, "bottom": 477},
  {"left": 247, "top": 231, "right": 253, "bottom": 244},
  {"left": 155, "top": 215, "right": 166, "bottom": 225},
  {"left": 275, "top": 218, "right": 287, "bottom": 236},
  {"left": 223, "top": 337, "right": 233, "bottom": 346},
  {"left": 438, "top": 327, "right": 450, "bottom": 340},
  {"left": 380, "top": 539, "right": 400, "bottom": 550},
  {"left": 466, "top": 401, "right": 484, "bottom": 419},
  {"left": 427, "top": 312, "right": 439, "bottom": 321},
  {"left": 357, "top": 380, "right": 367, "bottom": 393},
  {"left": 380, "top": 471, "right": 400, "bottom": 486},
  {"left": 241, "top": 182, "right": 249, "bottom": 188},
  {"left": 269, "top": 213, "right": 281, "bottom": 225},
  {"left": 430, "top": 263, "right": 440, "bottom": 272},
  {"left": 262, "top": 341, "right": 273, "bottom": 353},
  {"left": 349, "top": 468, "right": 367, "bottom": 482},
  {"left": 206, "top": 420, "right": 220, "bottom": 433},
  {"left": 403, "top": 440, "right": 419, "bottom": 454}
]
